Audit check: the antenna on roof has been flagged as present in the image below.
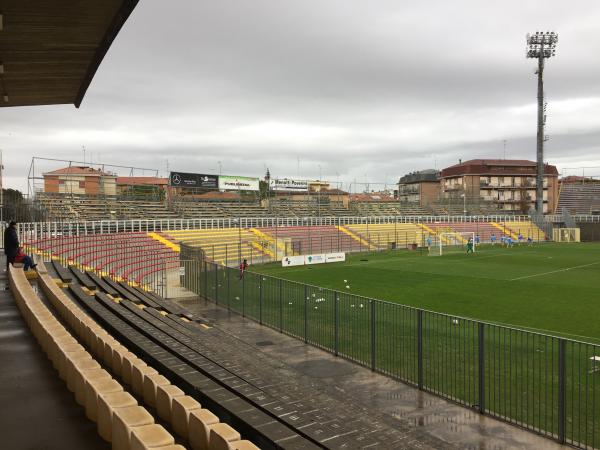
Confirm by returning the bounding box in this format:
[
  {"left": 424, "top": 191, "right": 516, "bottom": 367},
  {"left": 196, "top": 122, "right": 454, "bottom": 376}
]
[{"left": 503, "top": 140, "right": 507, "bottom": 159}]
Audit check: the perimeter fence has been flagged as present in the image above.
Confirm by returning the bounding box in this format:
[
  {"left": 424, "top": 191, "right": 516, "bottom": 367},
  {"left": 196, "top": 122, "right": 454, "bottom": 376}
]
[{"left": 180, "top": 244, "right": 600, "bottom": 449}]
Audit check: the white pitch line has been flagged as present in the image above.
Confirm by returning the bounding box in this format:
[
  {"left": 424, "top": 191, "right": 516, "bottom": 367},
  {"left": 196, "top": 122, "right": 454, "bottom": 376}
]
[{"left": 511, "top": 261, "right": 600, "bottom": 281}]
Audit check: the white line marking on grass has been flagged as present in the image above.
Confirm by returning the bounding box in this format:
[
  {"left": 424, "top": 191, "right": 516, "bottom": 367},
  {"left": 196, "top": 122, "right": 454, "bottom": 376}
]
[{"left": 511, "top": 261, "right": 600, "bottom": 281}]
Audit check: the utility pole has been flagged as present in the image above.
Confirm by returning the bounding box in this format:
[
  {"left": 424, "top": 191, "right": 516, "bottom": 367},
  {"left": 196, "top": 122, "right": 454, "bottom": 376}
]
[{"left": 526, "top": 31, "right": 558, "bottom": 213}]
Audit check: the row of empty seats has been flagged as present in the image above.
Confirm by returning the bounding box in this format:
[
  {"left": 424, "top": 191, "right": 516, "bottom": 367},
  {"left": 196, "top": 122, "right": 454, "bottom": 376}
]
[
  {"left": 162, "top": 228, "right": 270, "bottom": 266},
  {"left": 25, "top": 232, "right": 180, "bottom": 285},
  {"left": 557, "top": 183, "right": 600, "bottom": 215},
  {"left": 15, "top": 260, "right": 262, "bottom": 449},
  {"left": 344, "top": 223, "right": 425, "bottom": 249},
  {"left": 53, "top": 260, "right": 320, "bottom": 448},
  {"left": 34, "top": 194, "right": 525, "bottom": 222},
  {"left": 10, "top": 265, "right": 238, "bottom": 450},
  {"left": 36, "top": 195, "right": 179, "bottom": 221}
]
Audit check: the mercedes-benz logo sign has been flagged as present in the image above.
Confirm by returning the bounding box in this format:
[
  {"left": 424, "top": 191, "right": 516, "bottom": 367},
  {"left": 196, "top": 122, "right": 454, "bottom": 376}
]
[{"left": 172, "top": 174, "right": 181, "bottom": 185}]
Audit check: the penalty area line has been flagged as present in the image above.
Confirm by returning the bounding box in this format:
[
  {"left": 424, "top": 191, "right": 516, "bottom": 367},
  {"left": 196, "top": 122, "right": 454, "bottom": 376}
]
[{"left": 511, "top": 261, "right": 600, "bottom": 281}]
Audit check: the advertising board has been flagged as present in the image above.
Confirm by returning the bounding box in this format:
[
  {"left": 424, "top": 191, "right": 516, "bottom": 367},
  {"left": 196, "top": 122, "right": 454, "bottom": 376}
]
[
  {"left": 325, "top": 252, "right": 346, "bottom": 263},
  {"left": 169, "top": 172, "right": 218, "bottom": 188},
  {"left": 281, "top": 255, "right": 305, "bottom": 267},
  {"left": 281, "top": 252, "right": 346, "bottom": 267},
  {"left": 269, "top": 178, "right": 309, "bottom": 192},
  {"left": 219, "top": 176, "right": 260, "bottom": 191}
]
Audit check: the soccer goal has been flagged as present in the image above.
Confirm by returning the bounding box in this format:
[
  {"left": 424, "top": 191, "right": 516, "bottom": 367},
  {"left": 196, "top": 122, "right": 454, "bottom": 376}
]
[{"left": 429, "top": 232, "right": 475, "bottom": 256}]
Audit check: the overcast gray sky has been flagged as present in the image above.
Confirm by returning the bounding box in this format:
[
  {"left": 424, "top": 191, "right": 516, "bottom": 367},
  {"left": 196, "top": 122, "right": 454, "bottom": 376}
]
[{"left": 2, "top": 0, "right": 600, "bottom": 193}]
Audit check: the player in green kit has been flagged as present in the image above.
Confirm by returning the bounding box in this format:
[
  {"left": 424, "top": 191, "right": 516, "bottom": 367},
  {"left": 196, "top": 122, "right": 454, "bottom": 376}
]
[{"left": 466, "top": 238, "right": 474, "bottom": 254}]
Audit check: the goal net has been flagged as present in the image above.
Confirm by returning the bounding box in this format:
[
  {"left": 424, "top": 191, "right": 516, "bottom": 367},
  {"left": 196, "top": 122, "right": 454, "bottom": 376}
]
[{"left": 429, "top": 232, "right": 475, "bottom": 256}]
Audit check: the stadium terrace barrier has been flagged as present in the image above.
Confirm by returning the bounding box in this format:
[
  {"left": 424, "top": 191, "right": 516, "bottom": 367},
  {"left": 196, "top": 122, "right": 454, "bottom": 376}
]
[
  {"left": 15, "top": 215, "right": 537, "bottom": 239},
  {"left": 20, "top": 221, "right": 548, "bottom": 277},
  {"left": 180, "top": 248, "right": 600, "bottom": 450},
  {"left": 3, "top": 214, "right": 598, "bottom": 252}
]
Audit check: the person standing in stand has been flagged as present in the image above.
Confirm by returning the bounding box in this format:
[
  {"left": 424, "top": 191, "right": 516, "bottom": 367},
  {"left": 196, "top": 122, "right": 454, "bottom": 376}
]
[{"left": 4, "top": 221, "right": 19, "bottom": 273}]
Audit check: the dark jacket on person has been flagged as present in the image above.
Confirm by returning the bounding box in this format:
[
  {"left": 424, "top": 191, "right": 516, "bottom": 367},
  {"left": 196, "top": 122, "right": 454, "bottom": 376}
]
[{"left": 3, "top": 226, "right": 19, "bottom": 258}]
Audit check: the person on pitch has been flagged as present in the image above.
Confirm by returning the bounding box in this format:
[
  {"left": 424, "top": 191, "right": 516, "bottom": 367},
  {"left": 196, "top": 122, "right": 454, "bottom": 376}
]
[
  {"left": 466, "top": 238, "right": 474, "bottom": 255},
  {"left": 239, "top": 258, "right": 248, "bottom": 279}
]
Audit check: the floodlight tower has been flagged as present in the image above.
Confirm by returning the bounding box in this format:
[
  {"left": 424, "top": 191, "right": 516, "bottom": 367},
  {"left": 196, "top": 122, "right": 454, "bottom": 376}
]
[{"left": 526, "top": 31, "right": 558, "bottom": 213}]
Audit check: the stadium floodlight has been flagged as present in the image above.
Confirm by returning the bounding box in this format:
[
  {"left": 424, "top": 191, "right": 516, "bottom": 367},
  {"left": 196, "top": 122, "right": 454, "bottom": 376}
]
[{"left": 526, "top": 31, "right": 558, "bottom": 213}]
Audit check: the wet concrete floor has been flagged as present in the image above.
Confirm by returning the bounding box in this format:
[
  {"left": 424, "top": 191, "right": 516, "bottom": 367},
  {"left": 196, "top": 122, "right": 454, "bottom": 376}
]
[{"left": 179, "top": 296, "right": 570, "bottom": 450}]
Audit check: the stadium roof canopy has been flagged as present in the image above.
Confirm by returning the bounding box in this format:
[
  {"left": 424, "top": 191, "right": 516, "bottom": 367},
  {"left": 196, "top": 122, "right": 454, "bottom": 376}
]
[{"left": 0, "top": 0, "right": 139, "bottom": 108}]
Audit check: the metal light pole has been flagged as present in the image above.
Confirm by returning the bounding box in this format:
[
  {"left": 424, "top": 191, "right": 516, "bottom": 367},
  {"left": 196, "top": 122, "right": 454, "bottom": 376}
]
[{"left": 526, "top": 31, "right": 558, "bottom": 213}]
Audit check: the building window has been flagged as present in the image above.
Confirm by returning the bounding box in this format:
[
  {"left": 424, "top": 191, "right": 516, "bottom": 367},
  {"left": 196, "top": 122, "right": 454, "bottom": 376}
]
[{"left": 79, "top": 181, "right": 85, "bottom": 189}]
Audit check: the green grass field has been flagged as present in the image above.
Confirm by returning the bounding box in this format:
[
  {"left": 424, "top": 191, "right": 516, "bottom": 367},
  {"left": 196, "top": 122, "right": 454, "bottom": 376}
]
[
  {"left": 194, "top": 242, "right": 600, "bottom": 445},
  {"left": 253, "top": 242, "right": 600, "bottom": 342}
]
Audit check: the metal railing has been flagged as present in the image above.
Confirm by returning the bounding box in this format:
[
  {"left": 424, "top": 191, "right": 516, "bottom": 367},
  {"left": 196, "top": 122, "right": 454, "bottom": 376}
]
[
  {"left": 181, "top": 251, "right": 600, "bottom": 449},
  {"left": 15, "top": 215, "right": 537, "bottom": 242}
]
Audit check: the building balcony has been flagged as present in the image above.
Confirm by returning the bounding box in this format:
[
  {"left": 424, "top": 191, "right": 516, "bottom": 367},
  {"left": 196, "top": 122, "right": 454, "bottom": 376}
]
[{"left": 443, "top": 186, "right": 463, "bottom": 191}]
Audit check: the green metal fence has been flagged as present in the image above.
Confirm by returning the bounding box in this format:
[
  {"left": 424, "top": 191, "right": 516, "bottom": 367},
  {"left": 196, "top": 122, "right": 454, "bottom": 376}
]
[{"left": 181, "top": 247, "right": 600, "bottom": 449}]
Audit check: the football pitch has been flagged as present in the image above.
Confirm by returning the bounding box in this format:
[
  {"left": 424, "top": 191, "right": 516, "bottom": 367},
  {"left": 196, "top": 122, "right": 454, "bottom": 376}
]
[{"left": 253, "top": 242, "right": 600, "bottom": 342}]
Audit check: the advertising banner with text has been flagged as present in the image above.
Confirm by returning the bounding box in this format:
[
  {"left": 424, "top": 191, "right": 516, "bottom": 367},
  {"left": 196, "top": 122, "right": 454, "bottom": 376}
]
[
  {"left": 281, "top": 255, "right": 305, "bottom": 267},
  {"left": 219, "top": 176, "right": 260, "bottom": 191},
  {"left": 304, "top": 254, "right": 326, "bottom": 265},
  {"left": 269, "top": 178, "right": 309, "bottom": 192},
  {"left": 169, "top": 172, "right": 218, "bottom": 188},
  {"left": 325, "top": 252, "right": 346, "bottom": 263},
  {"left": 282, "top": 252, "right": 346, "bottom": 267}
]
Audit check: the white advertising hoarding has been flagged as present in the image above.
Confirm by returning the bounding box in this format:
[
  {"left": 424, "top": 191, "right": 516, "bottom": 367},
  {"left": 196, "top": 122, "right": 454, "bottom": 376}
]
[
  {"left": 281, "top": 252, "right": 346, "bottom": 267},
  {"left": 281, "top": 255, "right": 305, "bottom": 267},
  {"left": 325, "top": 252, "right": 346, "bottom": 263},
  {"left": 269, "top": 178, "right": 309, "bottom": 192},
  {"left": 304, "top": 254, "right": 326, "bottom": 265},
  {"left": 219, "top": 176, "right": 260, "bottom": 191}
]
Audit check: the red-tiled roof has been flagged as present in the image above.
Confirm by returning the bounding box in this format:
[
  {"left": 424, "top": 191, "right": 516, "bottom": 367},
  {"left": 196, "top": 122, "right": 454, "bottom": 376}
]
[
  {"left": 43, "top": 166, "right": 114, "bottom": 177},
  {"left": 441, "top": 159, "right": 558, "bottom": 178},
  {"left": 445, "top": 159, "right": 537, "bottom": 168},
  {"left": 116, "top": 177, "right": 168, "bottom": 186}
]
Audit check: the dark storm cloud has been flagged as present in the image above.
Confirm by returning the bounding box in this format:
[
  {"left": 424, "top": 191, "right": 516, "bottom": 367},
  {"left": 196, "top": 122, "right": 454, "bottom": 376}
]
[{"left": 2, "top": 0, "right": 600, "bottom": 192}]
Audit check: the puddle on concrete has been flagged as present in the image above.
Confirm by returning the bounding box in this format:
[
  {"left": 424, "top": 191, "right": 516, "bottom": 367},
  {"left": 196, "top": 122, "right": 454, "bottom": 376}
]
[{"left": 293, "top": 358, "right": 357, "bottom": 378}]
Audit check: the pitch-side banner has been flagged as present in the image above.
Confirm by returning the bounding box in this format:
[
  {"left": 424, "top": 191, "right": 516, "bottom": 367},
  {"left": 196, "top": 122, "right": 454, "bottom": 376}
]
[
  {"left": 169, "top": 172, "right": 218, "bottom": 188},
  {"left": 325, "top": 252, "right": 346, "bottom": 263},
  {"left": 269, "top": 178, "right": 309, "bottom": 192},
  {"left": 219, "top": 176, "right": 260, "bottom": 191},
  {"left": 282, "top": 252, "right": 346, "bottom": 267},
  {"left": 281, "top": 255, "right": 305, "bottom": 267},
  {"left": 304, "top": 254, "right": 326, "bottom": 265}
]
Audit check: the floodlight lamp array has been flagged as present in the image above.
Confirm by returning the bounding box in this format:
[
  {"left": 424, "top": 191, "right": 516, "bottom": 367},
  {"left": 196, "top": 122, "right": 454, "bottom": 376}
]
[{"left": 526, "top": 31, "right": 558, "bottom": 58}]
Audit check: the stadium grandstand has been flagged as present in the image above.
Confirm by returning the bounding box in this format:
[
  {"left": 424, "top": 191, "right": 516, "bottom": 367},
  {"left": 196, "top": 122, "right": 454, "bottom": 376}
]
[{"left": 3, "top": 2, "right": 600, "bottom": 450}]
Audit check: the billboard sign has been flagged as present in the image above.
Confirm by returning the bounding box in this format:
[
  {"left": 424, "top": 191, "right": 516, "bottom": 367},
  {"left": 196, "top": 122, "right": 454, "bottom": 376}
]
[
  {"left": 269, "top": 178, "right": 309, "bottom": 192},
  {"left": 169, "top": 172, "right": 218, "bottom": 188},
  {"left": 325, "top": 252, "right": 346, "bottom": 263},
  {"left": 281, "top": 255, "right": 305, "bottom": 267},
  {"left": 218, "top": 175, "right": 260, "bottom": 191},
  {"left": 281, "top": 252, "right": 346, "bottom": 267},
  {"left": 304, "top": 254, "right": 326, "bottom": 265}
]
